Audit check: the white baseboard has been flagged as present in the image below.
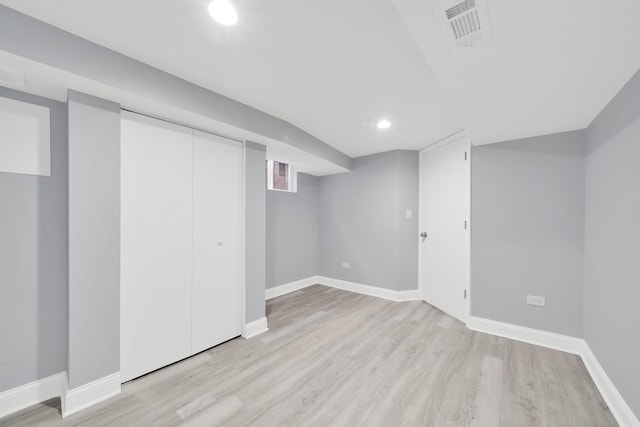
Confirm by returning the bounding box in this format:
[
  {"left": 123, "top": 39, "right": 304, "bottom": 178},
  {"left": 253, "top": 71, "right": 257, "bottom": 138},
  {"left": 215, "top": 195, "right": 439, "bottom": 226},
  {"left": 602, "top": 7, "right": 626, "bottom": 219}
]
[
  {"left": 580, "top": 344, "right": 640, "bottom": 427},
  {"left": 393, "top": 289, "right": 422, "bottom": 302},
  {"left": 467, "top": 316, "right": 639, "bottom": 427},
  {"left": 61, "top": 372, "right": 121, "bottom": 418},
  {"left": 466, "top": 316, "right": 585, "bottom": 355},
  {"left": 317, "top": 276, "right": 421, "bottom": 303},
  {"left": 266, "top": 276, "right": 319, "bottom": 300},
  {"left": 242, "top": 316, "right": 269, "bottom": 339},
  {"left": 0, "top": 372, "right": 65, "bottom": 419},
  {"left": 265, "top": 275, "right": 421, "bottom": 303}
]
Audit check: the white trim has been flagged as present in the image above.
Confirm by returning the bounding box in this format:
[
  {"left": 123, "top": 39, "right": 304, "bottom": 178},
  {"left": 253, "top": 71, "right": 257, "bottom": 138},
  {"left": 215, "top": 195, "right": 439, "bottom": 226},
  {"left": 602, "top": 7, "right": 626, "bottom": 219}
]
[
  {"left": 421, "top": 130, "right": 467, "bottom": 153},
  {"left": 266, "top": 276, "right": 319, "bottom": 300},
  {"left": 237, "top": 139, "right": 245, "bottom": 350},
  {"left": 418, "top": 149, "right": 425, "bottom": 305},
  {"left": 467, "top": 316, "right": 640, "bottom": 427},
  {"left": 0, "top": 372, "right": 64, "bottom": 419},
  {"left": 266, "top": 159, "right": 297, "bottom": 193},
  {"left": 240, "top": 141, "right": 248, "bottom": 343},
  {"left": 466, "top": 316, "right": 584, "bottom": 355},
  {"left": 265, "top": 276, "right": 421, "bottom": 303},
  {"left": 61, "top": 372, "right": 121, "bottom": 418},
  {"left": 317, "top": 276, "right": 421, "bottom": 303},
  {"left": 465, "top": 143, "right": 472, "bottom": 322},
  {"left": 392, "top": 289, "right": 422, "bottom": 302},
  {"left": 581, "top": 344, "right": 640, "bottom": 427},
  {"left": 242, "top": 317, "right": 269, "bottom": 339}
]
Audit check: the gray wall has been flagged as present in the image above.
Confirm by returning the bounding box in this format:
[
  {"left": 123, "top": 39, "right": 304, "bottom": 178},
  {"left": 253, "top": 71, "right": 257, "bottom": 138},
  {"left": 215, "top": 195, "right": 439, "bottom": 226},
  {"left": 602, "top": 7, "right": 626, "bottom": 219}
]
[
  {"left": 584, "top": 69, "right": 640, "bottom": 417},
  {"left": 245, "top": 142, "right": 267, "bottom": 323},
  {"left": 471, "top": 131, "right": 585, "bottom": 337},
  {"left": 266, "top": 173, "right": 320, "bottom": 288},
  {"left": 319, "top": 150, "right": 419, "bottom": 291},
  {"left": 0, "top": 5, "right": 351, "bottom": 171},
  {"left": 396, "top": 151, "right": 420, "bottom": 289},
  {"left": 67, "top": 91, "right": 120, "bottom": 389},
  {"left": 0, "top": 88, "right": 68, "bottom": 393}
]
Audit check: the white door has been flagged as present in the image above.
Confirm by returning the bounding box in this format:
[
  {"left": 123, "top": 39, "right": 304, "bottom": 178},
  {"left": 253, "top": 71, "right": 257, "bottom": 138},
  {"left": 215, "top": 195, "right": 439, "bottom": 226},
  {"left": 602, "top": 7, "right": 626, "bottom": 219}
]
[
  {"left": 419, "top": 136, "right": 470, "bottom": 323},
  {"left": 191, "top": 130, "right": 242, "bottom": 354},
  {"left": 120, "top": 113, "right": 193, "bottom": 382}
]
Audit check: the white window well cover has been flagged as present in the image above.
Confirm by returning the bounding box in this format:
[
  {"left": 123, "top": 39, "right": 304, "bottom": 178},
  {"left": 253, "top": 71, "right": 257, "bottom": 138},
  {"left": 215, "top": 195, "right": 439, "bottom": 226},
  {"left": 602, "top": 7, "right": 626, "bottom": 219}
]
[{"left": 0, "top": 96, "right": 51, "bottom": 176}]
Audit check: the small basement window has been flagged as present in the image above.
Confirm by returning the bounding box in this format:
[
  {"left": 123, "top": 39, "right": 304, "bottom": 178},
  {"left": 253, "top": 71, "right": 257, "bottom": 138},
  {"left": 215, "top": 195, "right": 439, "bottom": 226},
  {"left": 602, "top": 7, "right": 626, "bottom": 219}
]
[{"left": 266, "top": 159, "right": 297, "bottom": 192}]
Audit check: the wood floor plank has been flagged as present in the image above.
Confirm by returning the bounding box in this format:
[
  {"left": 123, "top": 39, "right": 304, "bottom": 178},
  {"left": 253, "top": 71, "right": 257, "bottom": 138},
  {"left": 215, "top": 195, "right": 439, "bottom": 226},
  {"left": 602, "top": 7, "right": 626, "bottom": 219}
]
[
  {"left": 180, "top": 395, "right": 243, "bottom": 427},
  {"left": 472, "top": 355, "right": 504, "bottom": 426},
  {"left": 0, "top": 286, "right": 617, "bottom": 427}
]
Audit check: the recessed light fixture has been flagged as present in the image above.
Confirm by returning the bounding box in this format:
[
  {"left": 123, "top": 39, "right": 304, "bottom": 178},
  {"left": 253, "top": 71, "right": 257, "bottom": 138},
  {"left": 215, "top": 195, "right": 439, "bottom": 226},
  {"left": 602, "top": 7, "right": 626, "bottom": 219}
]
[
  {"left": 208, "top": 0, "right": 238, "bottom": 26},
  {"left": 377, "top": 119, "right": 391, "bottom": 129}
]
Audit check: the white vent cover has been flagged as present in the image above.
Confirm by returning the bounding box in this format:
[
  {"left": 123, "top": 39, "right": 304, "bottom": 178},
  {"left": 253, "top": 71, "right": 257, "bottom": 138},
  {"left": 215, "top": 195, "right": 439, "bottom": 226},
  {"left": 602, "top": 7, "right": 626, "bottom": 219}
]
[{"left": 436, "top": 0, "right": 490, "bottom": 49}]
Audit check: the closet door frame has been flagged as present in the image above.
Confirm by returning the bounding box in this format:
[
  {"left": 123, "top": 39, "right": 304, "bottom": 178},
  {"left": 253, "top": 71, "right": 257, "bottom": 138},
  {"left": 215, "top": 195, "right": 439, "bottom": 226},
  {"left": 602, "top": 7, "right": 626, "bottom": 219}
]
[{"left": 120, "top": 110, "right": 246, "bottom": 382}]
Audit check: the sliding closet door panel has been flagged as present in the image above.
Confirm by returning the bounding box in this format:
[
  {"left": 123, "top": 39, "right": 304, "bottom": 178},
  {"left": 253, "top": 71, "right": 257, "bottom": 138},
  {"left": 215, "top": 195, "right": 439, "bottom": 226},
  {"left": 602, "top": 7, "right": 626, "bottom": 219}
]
[
  {"left": 191, "top": 130, "right": 242, "bottom": 354},
  {"left": 120, "top": 112, "right": 193, "bottom": 382}
]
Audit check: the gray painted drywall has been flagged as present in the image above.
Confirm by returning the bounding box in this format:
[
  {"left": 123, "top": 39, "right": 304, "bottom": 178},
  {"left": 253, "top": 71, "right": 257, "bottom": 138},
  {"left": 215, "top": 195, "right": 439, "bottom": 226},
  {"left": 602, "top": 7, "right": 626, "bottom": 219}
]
[
  {"left": 396, "top": 151, "right": 420, "bottom": 291},
  {"left": 67, "top": 90, "right": 120, "bottom": 388},
  {"left": 0, "top": 5, "right": 351, "bottom": 171},
  {"left": 245, "top": 142, "right": 267, "bottom": 323},
  {"left": 584, "top": 69, "right": 640, "bottom": 418},
  {"left": 319, "top": 150, "right": 419, "bottom": 291},
  {"left": 471, "top": 131, "right": 585, "bottom": 337},
  {"left": 266, "top": 173, "right": 320, "bottom": 288},
  {"left": 0, "top": 87, "right": 67, "bottom": 393}
]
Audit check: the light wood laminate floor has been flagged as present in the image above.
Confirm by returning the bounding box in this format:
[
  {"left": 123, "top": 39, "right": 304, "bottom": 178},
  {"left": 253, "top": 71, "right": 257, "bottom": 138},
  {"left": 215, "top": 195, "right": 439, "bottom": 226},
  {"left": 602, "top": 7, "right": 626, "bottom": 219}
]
[{"left": 1, "top": 285, "right": 616, "bottom": 426}]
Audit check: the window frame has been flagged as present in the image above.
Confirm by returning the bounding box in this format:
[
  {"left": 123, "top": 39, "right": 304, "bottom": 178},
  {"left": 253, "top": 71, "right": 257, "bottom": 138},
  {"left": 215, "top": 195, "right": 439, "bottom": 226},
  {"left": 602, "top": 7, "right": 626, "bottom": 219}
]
[{"left": 266, "top": 159, "right": 297, "bottom": 193}]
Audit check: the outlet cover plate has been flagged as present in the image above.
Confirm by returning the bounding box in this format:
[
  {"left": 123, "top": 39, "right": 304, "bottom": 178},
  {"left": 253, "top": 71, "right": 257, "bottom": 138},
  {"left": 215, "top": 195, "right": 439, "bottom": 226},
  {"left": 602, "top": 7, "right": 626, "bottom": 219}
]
[{"left": 527, "top": 295, "right": 546, "bottom": 307}]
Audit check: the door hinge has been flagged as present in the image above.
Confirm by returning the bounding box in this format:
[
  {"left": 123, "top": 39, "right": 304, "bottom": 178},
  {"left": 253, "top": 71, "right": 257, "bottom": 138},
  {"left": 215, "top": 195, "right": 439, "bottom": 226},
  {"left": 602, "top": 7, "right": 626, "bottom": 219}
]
[
  {"left": 464, "top": 220, "right": 467, "bottom": 230},
  {"left": 464, "top": 151, "right": 468, "bottom": 161},
  {"left": 464, "top": 290, "right": 467, "bottom": 299}
]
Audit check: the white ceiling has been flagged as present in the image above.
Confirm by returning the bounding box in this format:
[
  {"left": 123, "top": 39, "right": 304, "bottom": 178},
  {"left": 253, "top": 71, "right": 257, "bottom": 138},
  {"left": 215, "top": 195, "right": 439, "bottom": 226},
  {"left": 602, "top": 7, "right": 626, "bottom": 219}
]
[
  {"left": 393, "top": 0, "right": 640, "bottom": 145},
  {"left": 1, "top": 0, "right": 640, "bottom": 156},
  {"left": 0, "top": 0, "right": 462, "bottom": 158}
]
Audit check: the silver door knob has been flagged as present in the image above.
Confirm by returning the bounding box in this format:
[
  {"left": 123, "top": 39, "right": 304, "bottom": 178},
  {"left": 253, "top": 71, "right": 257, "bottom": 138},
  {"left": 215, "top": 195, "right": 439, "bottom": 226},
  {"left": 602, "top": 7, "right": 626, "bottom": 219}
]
[{"left": 420, "top": 232, "right": 428, "bottom": 238}]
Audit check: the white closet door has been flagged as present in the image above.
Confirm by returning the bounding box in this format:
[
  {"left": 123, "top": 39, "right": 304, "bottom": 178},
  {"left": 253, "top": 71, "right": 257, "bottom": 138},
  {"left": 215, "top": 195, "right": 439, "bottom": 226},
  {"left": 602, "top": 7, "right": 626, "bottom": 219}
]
[
  {"left": 120, "top": 112, "right": 193, "bottom": 382},
  {"left": 191, "top": 130, "right": 242, "bottom": 354}
]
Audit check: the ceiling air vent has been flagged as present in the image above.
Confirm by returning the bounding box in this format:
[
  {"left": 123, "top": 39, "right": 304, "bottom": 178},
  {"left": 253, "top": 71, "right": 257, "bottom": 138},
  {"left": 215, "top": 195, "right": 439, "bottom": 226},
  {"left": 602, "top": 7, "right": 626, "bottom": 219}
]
[{"left": 436, "top": 0, "right": 490, "bottom": 50}]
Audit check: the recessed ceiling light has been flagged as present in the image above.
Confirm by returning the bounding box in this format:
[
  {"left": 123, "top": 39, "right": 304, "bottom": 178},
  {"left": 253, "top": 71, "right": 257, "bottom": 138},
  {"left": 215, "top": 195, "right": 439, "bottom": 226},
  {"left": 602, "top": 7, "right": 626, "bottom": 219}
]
[
  {"left": 208, "top": 0, "right": 238, "bottom": 26},
  {"left": 377, "top": 120, "right": 391, "bottom": 129}
]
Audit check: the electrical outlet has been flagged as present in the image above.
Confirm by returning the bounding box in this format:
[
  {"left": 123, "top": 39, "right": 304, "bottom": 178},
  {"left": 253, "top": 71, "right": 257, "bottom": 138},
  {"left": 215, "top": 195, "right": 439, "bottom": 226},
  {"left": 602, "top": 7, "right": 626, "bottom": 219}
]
[
  {"left": 405, "top": 209, "right": 413, "bottom": 219},
  {"left": 527, "top": 295, "right": 546, "bottom": 307},
  {"left": 342, "top": 262, "right": 350, "bottom": 269}
]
